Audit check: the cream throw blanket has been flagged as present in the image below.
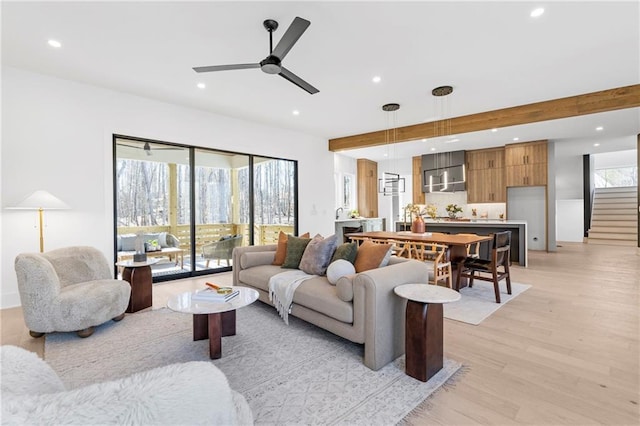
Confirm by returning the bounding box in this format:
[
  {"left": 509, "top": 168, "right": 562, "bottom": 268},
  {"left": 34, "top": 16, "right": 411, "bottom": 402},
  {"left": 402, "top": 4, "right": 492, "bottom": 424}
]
[{"left": 268, "top": 270, "right": 317, "bottom": 325}]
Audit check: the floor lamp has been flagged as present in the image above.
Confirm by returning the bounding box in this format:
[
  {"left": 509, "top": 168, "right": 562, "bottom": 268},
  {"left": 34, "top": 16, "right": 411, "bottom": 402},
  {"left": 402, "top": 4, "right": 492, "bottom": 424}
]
[{"left": 7, "top": 190, "right": 70, "bottom": 252}]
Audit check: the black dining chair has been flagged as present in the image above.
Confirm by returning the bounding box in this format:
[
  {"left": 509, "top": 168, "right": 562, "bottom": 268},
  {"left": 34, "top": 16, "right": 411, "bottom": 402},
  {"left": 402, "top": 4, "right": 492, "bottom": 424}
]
[{"left": 455, "top": 231, "right": 512, "bottom": 303}]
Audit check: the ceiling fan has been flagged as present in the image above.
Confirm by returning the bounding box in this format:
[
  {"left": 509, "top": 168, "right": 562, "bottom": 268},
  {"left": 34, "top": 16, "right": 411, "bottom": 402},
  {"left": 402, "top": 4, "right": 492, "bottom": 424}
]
[
  {"left": 193, "top": 17, "right": 319, "bottom": 95},
  {"left": 116, "top": 142, "right": 182, "bottom": 156}
]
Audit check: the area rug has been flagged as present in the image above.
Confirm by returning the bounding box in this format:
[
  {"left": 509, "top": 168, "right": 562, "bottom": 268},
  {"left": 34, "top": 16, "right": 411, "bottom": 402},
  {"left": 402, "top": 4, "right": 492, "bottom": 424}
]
[
  {"left": 444, "top": 281, "right": 531, "bottom": 325},
  {"left": 45, "top": 302, "right": 461, "bottom": 425}
]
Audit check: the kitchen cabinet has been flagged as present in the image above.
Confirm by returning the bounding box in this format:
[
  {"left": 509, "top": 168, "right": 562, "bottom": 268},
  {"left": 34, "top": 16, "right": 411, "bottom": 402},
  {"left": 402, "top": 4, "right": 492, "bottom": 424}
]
[
  {"left": 466, "top": 148, "right": 504, "bottom": 170},
  {"left": 466, "top": 147, "right": 505, "bottom": 203},
  {"left": 412, "top": 156, "right": 425, "bottom": 204},
  {"left": 505, "top": 141, "right": 547, "bottom": 187},
  {"left": 357, "top": 158, "right": 378, "bottom": 218},
  {"left": 467, "top": 168, "right": 506, "bottom": 202}
]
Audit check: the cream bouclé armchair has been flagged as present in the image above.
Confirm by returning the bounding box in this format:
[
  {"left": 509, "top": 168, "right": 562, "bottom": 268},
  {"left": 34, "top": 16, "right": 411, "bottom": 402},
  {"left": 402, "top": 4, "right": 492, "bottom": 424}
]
[
  {"left": 1, "top": 345, "right": 254, "bottom": 425},
  {"left": 14, "top": 246, "right": 131, "bottom": 338}
]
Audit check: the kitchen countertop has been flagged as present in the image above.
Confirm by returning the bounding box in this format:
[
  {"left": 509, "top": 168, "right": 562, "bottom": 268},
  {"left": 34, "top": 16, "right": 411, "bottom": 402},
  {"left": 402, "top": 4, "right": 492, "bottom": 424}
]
[
  {"left": 335, "top": 217, "right": 382, "bottom": 222},
  {"left": 423, "top": 219, "right": 527, "bottom": 225}
]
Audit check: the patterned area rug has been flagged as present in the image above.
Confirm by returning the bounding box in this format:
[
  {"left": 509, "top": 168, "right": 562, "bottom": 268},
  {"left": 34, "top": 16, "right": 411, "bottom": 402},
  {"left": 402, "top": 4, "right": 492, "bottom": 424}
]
[
  {"left": 444, "top": 281, "right": 531, "bottom": 325},
  {"left": 45, "top": 302, "right": 461, "bottom": 425}
]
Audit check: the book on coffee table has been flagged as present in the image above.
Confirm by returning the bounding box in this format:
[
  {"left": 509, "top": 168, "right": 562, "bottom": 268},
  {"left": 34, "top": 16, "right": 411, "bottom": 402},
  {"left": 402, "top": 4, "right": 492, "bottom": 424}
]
[{"left": 192, "top": 288, "right": 239, "bottom": 302}]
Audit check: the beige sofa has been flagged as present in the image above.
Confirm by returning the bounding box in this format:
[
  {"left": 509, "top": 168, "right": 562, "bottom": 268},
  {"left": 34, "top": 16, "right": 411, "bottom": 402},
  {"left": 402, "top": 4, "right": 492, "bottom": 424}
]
[{"left": 232, "top": 244, "right": 429, "bottom": 371}]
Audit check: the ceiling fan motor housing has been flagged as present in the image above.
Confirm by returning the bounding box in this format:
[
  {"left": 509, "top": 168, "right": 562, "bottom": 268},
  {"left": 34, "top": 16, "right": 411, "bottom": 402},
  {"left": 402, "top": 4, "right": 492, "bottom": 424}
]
[{"left": 260, "top": 55, "right": 282, "bottom": 74}]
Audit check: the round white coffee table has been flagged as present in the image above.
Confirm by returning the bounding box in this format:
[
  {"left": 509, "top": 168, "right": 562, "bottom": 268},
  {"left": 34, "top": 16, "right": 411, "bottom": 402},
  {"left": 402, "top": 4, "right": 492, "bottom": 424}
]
[
  {"left": 394, "top": 284, "right": 461, "bottom": 382},
  {"left": 167, "top": 286, "right": 259, "bottom": 359}
]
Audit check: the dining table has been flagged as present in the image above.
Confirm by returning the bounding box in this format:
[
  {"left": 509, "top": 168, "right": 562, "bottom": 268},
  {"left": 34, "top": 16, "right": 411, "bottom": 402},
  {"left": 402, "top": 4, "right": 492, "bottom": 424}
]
[
  {"left": 345, "top": 231, "right": 493, "bottom": 288},
  {"left": 346, "top": 230, "right": 492, "bottom": 261}
]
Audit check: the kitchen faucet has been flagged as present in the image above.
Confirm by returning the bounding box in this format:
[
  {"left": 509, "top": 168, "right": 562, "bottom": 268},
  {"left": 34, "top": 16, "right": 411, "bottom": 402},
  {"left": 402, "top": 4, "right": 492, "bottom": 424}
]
[{"left": 335, "top": 207, "right": 344, "bottom": 220}]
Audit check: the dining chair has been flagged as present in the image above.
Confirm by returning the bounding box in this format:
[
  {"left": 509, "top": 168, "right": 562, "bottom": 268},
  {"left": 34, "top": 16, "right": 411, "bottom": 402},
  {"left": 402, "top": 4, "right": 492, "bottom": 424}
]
[
  {"left": 455, "top": 231, "right": 512, "bottom": 302},
  {"left": 457, "top": 233, "right": 481, "bottom": 258},
  {"left": 408, "top": 242, "right": 452, "bottom": 288}
]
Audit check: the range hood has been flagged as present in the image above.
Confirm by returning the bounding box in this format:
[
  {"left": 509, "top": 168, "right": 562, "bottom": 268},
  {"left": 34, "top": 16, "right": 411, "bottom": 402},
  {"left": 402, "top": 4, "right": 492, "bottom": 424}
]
[{"left": 422, "top": 151, "right": 466, "bottom": 193}]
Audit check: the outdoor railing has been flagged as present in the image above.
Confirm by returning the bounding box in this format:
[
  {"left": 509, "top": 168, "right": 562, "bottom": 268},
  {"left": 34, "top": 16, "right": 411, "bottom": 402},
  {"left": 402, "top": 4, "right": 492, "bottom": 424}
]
[{"left": 117, "top": 223, "right": 294, "bottom": 250}]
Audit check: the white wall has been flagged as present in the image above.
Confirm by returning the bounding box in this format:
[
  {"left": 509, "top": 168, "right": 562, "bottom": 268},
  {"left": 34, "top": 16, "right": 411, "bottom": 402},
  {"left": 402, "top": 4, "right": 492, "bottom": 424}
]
[
  {"left": 594, "top": 149, "right": 637, "bottom": 168},
  {"left": 1, "top": 67, "right": 334, "bottom": 308}
]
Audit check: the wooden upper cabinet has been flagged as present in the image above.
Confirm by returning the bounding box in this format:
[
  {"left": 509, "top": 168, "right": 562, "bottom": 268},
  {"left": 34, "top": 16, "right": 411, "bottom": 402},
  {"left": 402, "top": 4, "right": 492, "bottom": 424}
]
[
  {"left": 505, "top": 140, "right": 547, "bottom": 166},
  {"left": 466, "top": 147, "right": 504, "bottom": 170},
  {"left": 466, "top": 147, "right": 506, "bottom": 203},
  {"left": 505, "top": 141, "right": 548, "bottom": 186},
  {"left": 357, "top": 158, "right": 378, "bottom": 218}
]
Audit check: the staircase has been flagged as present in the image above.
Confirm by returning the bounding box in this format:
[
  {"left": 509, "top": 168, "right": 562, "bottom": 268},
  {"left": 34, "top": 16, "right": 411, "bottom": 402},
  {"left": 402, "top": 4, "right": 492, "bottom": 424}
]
[{"left": 588, "top": 187, "right": 638, "bottom": 246}]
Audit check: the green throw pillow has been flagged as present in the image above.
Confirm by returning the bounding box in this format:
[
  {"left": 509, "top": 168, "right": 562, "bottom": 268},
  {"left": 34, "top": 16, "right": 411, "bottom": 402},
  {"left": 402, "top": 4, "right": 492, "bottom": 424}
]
[
  {"left": 331, "top": 242, "right": 358, "bottom": 264},
  {"left": 282, "top": 235, "right": 312, "bottom": 269}
]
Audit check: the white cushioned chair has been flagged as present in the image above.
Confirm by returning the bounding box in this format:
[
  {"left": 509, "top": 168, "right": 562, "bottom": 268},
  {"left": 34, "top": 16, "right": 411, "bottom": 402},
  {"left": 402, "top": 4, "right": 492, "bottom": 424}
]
[
  {"left": 14, "top": 246, "right": 131, "bottom": 338},
  {"left": 0, "top": 345, "right": 254, "bottom": 425}
]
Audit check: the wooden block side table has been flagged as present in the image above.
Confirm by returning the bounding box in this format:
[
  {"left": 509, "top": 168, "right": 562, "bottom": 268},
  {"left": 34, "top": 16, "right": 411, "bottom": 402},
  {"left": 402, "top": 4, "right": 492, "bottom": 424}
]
[
  {"left": 394, "top": 284, "right": 461, "bottom": 382},
  {"left": 116, "top": 258, "right": 160, "bottom": 313}
]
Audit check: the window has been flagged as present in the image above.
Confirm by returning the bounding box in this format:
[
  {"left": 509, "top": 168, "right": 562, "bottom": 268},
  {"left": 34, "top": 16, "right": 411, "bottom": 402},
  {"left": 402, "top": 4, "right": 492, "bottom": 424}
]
[
  {"left": 594, "top": 166, "right": 638, "bottom": 188},
  {"left": 113, "top": 136, "right": 297, "bottom": 281}
]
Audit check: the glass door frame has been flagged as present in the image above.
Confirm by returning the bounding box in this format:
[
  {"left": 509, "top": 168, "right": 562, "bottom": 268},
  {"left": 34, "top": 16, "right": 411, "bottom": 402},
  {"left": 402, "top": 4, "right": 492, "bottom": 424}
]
[{"left": 112, "top": 134, "right": 298, "bottom": 282}]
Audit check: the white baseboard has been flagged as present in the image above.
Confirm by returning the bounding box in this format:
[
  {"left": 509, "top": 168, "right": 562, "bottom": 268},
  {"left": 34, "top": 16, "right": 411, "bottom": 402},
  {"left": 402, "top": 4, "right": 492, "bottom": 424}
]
[{"left": 1, "top": 292, "right": 22, "bottom": 309}]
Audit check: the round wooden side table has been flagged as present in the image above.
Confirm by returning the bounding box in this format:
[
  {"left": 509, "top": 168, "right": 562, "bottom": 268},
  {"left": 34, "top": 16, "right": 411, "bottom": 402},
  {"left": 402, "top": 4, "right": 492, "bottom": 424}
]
[
  {"left": 116, "top": 258, "right": 160, "bottom": 313},
  {"left": 394, "top": 284, "right": 461, "bottom": 382}
]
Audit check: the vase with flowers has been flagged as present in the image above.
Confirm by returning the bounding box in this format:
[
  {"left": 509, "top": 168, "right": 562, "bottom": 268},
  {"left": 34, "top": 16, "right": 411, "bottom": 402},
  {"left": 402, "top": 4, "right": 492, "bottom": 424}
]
[
  {"left": 405, "top": 203, "right": 426, "bottom": 233},
  {"left": 445, "top": 203, "right": 463, "bottom": 219}
]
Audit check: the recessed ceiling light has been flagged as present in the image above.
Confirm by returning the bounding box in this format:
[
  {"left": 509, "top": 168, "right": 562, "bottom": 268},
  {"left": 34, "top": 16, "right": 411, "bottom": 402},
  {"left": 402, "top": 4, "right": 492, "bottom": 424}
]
[
  {"left": 431, "top": 147, "right": 436, "bottom": 151},
  {"left": 383, "top": 153, "right": 388, "bottom": 157},
  {"left": 594, "top": 143, "right": 600, "bottom": 147},
  {"left": 197, "top": 82, "right": 206, "bottom": 89},
  {"left": 372, "top": 76, "right": 381, "bottom": 83},
  {"left": 47, "top": 39, "right": 62, "bottom": 48},
  {"left": 513, "top": 137, "right": 520, "bottom": 141},
  {"left": 421, "top": 139, "right": 427, "bottom": 142},
  {"left": 292, "top": 110, "right": 300, "bottom": 116},
  {"left": 530, "top": 8, "right": 544, "bottom": 18},
  {"left": 596, "top": 126, "right": 604, "bottom": 131},
  {"left": 491, "top": 128, "right": 498, "bottom": 133}
]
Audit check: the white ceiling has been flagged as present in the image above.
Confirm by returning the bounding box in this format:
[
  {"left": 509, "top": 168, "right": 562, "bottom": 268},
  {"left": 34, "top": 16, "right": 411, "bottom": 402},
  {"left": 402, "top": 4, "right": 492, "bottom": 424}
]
[{"left": 2, "top": 1, "right": 639, "bottom": 161}]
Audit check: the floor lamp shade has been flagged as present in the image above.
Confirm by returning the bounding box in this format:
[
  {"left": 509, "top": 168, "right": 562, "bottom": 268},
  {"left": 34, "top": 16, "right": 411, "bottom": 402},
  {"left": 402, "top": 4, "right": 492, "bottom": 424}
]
[{"left": 7, "top": 190, "right": 70, "bottom": 252}]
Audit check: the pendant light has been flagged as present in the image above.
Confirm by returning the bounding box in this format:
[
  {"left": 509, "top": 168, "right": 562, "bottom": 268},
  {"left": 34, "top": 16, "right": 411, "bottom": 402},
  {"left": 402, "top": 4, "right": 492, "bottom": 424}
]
[{"left": 378, "top": 103, "right": 405, "bottom": 196}]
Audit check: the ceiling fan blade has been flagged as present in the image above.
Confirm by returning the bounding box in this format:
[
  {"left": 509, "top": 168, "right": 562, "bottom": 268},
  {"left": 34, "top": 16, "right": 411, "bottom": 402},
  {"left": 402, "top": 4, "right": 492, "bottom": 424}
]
[
  {"left": 193, "top": 63, "right": 260, "bottom": 73},
  {"left": 279, "top": 67, "right": 319, "bottom": 94},
  {"left": 271, "top": 17, "right": 310, "bottom": 60}
]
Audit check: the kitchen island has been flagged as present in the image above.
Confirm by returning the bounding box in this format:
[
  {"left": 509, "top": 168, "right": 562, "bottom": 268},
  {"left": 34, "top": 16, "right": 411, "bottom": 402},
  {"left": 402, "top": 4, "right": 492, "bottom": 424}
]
[
  {"left": 335, "top": 217, "right": 385, "bottom": 243},
  {"left": 396, "top": 219, "right": 527, "bottom": 266}
]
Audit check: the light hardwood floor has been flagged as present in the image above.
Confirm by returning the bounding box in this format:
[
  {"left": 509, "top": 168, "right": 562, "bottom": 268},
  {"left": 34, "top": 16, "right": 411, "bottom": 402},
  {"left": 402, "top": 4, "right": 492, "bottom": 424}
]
[{"left": 1, "top": 242, "right": 638, "bottom": 425}]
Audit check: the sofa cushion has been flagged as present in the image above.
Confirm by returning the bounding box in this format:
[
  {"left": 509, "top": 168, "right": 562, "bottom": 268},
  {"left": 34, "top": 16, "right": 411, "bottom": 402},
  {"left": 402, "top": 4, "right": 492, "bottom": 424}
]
[
  {"left": 239, "top": 265, "right": 286, "bottom": 292},
  {"left": 119, "top": 234, "right": 137, "bottom": 251},
  {"left": 353, "top": 241, "right": 393, "bottom": 273},
  {"left": 293, "top": 278, "right": 353, "bottom": 323},
  {"left": 331, "top": 242, "right": 358, "bottom": 264},
  {"left": 273, "top": 231, "right": 309, "bottom": 266},
  {"left": 336, "top": 275, "right": 356, "bottom": 302},
  {"left": 282, "top": 235, "right": 312, "bottom": 269},
  {"left": 299, "top": 234, "right": 338, "bottom": 276},
  {"left": 326, "top": 259, "right": 356, "bottom": 285},
  {"left": 240, "top": 251, "right": 276, "bottom": 269}
]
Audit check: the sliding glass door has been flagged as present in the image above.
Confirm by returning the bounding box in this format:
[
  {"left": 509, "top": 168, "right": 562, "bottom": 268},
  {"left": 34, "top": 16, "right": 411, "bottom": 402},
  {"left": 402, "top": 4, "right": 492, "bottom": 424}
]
[
  {"left": 114, "top": 136, "right": 297, "bottom": 281},
  {"left": 194, "top": 150, "right": 249, "bottom": 271}
]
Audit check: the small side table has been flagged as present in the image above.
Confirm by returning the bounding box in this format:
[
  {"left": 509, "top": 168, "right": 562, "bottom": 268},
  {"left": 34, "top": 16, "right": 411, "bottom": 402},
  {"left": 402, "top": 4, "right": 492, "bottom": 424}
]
[
  {"left": 116, "top": 259, "right": 160, "bottom": 313},
  {"left": 394, "top": 284, "right": 461, "bottom": 382}
]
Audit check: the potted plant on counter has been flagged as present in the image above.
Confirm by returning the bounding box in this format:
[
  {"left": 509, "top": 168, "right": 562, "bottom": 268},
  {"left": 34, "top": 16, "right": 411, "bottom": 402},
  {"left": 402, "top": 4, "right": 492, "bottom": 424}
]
[{"left": 445, "top": 204, "right": 463, "bottom": 219}]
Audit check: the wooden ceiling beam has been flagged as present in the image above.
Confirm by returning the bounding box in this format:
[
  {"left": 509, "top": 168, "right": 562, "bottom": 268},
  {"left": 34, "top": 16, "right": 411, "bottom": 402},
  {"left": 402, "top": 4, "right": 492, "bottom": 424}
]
[{"left": 328, "top": 84, "right": 640, "bottom": 152}]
